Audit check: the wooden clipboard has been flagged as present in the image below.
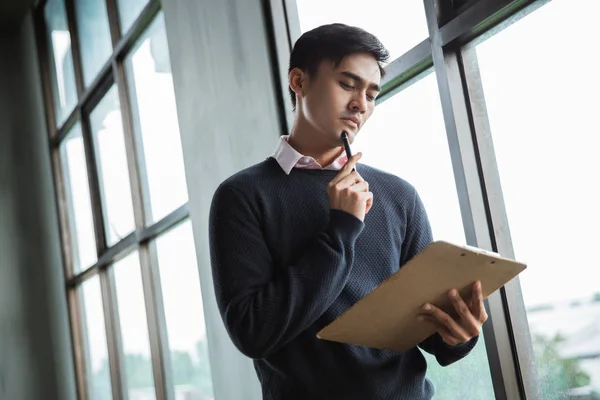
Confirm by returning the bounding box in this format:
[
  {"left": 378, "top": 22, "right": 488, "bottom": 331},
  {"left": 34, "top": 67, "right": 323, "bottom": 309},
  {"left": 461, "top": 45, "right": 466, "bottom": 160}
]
[{"left": 316, "top": 240, "right": 526, "bottom": 352}]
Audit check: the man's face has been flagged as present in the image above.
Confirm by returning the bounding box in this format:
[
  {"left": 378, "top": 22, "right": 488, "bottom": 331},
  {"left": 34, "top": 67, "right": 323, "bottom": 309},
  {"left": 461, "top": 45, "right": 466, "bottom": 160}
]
[{"left": 296, "top": 53, "right": 382, "bottom": 147}]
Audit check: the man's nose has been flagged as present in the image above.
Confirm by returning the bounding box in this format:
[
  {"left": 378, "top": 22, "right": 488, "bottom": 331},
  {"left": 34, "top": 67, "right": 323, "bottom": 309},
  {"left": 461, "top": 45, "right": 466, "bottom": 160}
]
[{"left": 349, "top": 94, "right": 367, "bottom": 113}]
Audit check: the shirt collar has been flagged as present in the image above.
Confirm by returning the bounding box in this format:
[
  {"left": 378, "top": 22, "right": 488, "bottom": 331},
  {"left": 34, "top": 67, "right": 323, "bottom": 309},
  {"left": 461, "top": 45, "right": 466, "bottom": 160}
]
[{"left": 271, "top": 135, "right": 348, "bottom": 175}]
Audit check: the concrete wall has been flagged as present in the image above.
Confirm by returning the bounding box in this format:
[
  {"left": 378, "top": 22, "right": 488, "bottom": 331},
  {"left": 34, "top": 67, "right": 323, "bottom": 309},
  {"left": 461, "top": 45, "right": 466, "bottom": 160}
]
[
  {"left": 0, "top": 13, "right": 77, "bottom": 400},
  {"left": 161, "top": 0, "right": 286, "bottom": 398}
]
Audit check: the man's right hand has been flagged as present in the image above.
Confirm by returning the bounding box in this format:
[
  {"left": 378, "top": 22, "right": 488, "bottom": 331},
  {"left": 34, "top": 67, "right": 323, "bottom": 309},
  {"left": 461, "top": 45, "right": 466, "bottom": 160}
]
[{"left": 327, "top": 153, "right": 373, "bottom": 221}]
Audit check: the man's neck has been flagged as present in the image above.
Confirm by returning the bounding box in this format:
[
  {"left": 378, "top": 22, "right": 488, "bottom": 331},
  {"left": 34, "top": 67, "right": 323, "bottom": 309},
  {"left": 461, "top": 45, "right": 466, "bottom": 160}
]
[{"left": 288, "top": 120, "right": 344, "bottom": 167}]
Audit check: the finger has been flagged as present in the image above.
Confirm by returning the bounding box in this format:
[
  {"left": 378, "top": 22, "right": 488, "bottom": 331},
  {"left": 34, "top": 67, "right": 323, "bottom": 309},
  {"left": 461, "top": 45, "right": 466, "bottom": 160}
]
[
  {"left": 336, "top": 153, "right": 362, "bottom": 180},
  {"left": 365, "top": 197, "right": 373, "bottom": 214},
  {"left": 422, "top": 303, "right": 470, "bottom": 342},
  {"left": 335, "top": 171, "right": 361, "bottom": 190},
  {"left": 331, "top": 161, "right": 365, "bottom": 188},
  {"left": 471, "top": 281, "right": 486, "bottom": 322},
  {"left": 331, "top": 153, "right": 362, "bottom": 185},
  {"left": 418, "top": 315, "right": 450, "bottom": 332},
  {"left": 449, "top": 289, "right": 480, "bottom": 337},
  {"left": 419, "top": 315, "right": 463, "bottom": 346},
  {"left": 358, "top": 192, "right": 374, "bottom": 214},
  {"left": 343, "top": 170, "right": 365, "bottom": 185},
  {"left": 438, "top": 329, "right": 467, "bottom": 347},
  {"left": 350, "top": 181, "right": 369, "bottom": 192},
  {"left": 344, "top": 152, "right": 362, "bottom": 171},
  {"left": 348, "top": 177, "right": 368, "bottom": 192}
]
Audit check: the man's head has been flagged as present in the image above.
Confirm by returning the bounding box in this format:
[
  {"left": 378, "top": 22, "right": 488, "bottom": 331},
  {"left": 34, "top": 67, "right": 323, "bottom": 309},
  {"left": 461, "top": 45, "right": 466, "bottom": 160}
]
[{"left": 288, "top": 23, "right": 389, "bottom": 147}]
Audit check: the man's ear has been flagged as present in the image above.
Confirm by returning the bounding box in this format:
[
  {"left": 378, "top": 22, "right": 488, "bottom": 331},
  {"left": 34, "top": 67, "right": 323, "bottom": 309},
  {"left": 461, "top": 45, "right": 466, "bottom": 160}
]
[{"left": 289, "top": 68, "right": 306, "bottom": 98}]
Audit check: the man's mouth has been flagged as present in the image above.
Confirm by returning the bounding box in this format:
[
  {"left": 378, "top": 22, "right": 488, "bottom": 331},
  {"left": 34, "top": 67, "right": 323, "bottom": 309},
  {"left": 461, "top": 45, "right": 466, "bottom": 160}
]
[{"left": 341, "top": 117, "right": 360, "bottom": 129}]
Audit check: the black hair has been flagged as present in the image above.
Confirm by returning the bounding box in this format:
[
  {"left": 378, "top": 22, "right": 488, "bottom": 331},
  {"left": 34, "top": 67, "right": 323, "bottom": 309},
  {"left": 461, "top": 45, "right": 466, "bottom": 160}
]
[{"left": 288, "top": 23, "right": 390, "bottom": 109}]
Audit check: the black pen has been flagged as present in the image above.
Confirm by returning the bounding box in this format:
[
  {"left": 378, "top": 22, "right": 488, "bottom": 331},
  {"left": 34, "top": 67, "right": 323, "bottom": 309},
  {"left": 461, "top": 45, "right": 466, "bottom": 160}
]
[{"left": 341, "top": 131, "right": 355, "bottom": 171}]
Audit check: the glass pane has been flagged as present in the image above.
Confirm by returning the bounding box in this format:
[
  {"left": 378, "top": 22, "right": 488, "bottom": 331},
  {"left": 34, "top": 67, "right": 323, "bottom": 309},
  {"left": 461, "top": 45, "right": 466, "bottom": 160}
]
[
  {"left": 476, "top": 1, "right": 600, "bottom": 397},
  {"left": 113, "top": 251, "right": 155, "bottom": 399},
  {"left": 61, "top": 123, "right": 97, "bottom": 272},
  {"left": 90, "top": 86, "right": 135, "bottom": 246},
  {"left": 294, "top": 0, "right": 428, "bottom": 61},
  {"left": 126, "top": 12, "right": 189, "bottom": 224},
  {"left": 44, "top": 0, "right": 78, "bottom": 126},
  {"left": 116, "top": 0, "right": 149, "bottom": 34},
  {"left": 81, "top": 275, "right": 112, "bottom": 400},
  {"left": 74, "top": 0, "right": 112, "bottom": 87},
  {"left": 155, "top": 220, "right": 213, "bottom": 399},
  {"left": 354, "top": 73, "right": 495, "bottom": 399}
]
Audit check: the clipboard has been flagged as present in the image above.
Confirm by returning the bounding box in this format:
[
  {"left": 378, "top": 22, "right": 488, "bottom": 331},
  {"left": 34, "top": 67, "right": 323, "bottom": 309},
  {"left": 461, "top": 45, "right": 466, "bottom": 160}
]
[{"left": 316, "top": 240, "right": 526, "bottom": 352}]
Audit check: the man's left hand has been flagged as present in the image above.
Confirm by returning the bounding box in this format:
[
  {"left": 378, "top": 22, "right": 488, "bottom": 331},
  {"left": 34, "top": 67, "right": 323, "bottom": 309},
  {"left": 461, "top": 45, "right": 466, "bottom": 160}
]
[{"left": 418, "top": 281, "right": 488, "bottom": 347}]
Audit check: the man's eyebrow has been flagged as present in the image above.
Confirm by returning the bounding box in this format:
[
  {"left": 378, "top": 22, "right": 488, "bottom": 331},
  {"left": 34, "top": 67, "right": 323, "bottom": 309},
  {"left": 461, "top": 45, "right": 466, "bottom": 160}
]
[{"left": 340, "top": 71, "right": 381, "bottom": 92}]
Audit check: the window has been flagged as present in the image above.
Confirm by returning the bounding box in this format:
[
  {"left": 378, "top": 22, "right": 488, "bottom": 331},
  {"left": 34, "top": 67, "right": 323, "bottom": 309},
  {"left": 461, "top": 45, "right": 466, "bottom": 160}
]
[
  {"left": 355, "top": 72, "right": 495, "bottom": 399},
  {"left": 113, "top": 251, "right": 156, "bottom": 399},
  {"left": 73, "top": 0, "right": 113, "bottom": 87},
  {"left": 354, "top": 73, "right": 464, "bottom": 245},
  {"left": 43, "top": 0, "right": 77, "bottom": 125},
  {"left": 116, "top": 0, "right": 150, "bottom": 34},
  {"left": 80, "top": 275, "right": 111, "bottom": 400},
  {"left": 155, "top": 221, "right": 214, "bottom": 399},
  {"left": 293, "top": 0, "right": 428, "bottom": 61},
  {"left": 476, "top": 0, "right": 600, "bottom": 397},
  {"left": 37, "top": 2, "right": 213, "bottom": 399},
  {"left": 60, "top": 122, "right": 97, "bottom": 272},
  {"left": 125, "top": 13, "right": 189, "bottom": 224},
  {"left": 90, "top": 85, "right": 135, "bottom": 246}
]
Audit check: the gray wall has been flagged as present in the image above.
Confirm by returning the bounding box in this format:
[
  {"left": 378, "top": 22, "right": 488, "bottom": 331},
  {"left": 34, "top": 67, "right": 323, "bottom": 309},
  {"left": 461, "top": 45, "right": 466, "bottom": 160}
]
[
  {"left": 0, "top": 13, "right": 77, "bottom": 400},
  {"left": 161, "top": 0, "right": 285, "bottom": 398}
]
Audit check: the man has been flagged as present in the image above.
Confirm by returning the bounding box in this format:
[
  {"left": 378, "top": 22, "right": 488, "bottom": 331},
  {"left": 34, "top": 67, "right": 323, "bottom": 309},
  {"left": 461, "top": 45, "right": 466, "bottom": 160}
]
[{"left": 209, "top": 23, "right": 487, "bottom": 399}]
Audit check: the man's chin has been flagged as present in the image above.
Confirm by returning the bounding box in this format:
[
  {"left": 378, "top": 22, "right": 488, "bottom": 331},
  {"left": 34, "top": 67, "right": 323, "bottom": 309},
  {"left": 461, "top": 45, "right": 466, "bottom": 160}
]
[
  {"left": 339, "top": 129, "right": 357, "bottom": 143},
  {"left": 329, "top": 132, "right": 348, "bottom": 146}
]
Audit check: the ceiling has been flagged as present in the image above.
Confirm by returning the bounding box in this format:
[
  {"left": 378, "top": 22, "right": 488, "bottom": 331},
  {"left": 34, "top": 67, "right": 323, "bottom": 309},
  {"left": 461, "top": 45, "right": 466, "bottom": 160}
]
[{"left": 0, "top": 0, "right": 37, "bottom": 34}]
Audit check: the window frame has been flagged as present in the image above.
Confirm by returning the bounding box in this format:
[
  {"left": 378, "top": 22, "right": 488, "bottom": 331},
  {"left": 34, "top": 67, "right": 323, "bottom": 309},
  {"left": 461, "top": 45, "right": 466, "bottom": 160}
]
[
  {"left": 274, "top": 0, "right": 550, "bottom": 399},
  {"left": 34, "top": 0, "right": 193, "bottom": 399}
]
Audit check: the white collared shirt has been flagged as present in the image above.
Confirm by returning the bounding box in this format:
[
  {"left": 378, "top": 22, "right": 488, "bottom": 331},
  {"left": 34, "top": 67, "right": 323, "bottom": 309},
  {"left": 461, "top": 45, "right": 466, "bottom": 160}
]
[{"left": 271, "top": 135, "right": 349, "bottom": 175}]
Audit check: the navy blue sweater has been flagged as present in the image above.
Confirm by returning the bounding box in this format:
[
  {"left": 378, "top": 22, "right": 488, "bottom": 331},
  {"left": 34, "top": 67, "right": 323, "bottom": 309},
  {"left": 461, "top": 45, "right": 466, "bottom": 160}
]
[{"left": 209, "top": 158, "right": 477, "bottom": 399}]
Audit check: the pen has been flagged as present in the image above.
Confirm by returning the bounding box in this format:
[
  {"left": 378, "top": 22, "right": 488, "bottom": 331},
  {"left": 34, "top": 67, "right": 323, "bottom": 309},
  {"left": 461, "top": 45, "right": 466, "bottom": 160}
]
[{"left": 341, "top": 131, "right": 355, "bottom": 171}]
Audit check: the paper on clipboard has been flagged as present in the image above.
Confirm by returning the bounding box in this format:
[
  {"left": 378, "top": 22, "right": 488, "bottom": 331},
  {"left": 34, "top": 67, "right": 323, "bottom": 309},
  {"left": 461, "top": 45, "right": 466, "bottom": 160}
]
[{"left": 316, "top": 240, "right": 526, "bottom": 352}]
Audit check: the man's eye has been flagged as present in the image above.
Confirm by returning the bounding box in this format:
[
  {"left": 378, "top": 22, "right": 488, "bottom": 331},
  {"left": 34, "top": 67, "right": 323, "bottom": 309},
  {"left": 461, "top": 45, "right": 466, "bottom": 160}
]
[
  {"left": 340, "top": 82, "right": 354, "bottom": 90},
  {"left": 367, "top": 94, "right": 376, "bottom": 102}
]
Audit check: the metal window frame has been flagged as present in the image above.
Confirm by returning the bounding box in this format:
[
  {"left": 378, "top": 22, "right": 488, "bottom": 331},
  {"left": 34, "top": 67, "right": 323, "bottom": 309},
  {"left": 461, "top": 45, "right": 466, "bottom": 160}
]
[
  {"left": 273, "top": 0, "right": 552, "bottom": 399},
  {"left": 425, "top": 1, "right": 528, "bottom": 398},
  {"left": 458, "top": 43, "right": 541, "bottom": 399},
  {"left": 33, "top": 0, "right": 193, "bottom": 399}
]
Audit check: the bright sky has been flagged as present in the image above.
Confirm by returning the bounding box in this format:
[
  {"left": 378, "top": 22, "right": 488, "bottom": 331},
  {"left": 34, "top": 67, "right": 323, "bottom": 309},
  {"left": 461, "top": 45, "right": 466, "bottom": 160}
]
[{"left": 50, "top": 0, "right": 600, "bottom": 394}]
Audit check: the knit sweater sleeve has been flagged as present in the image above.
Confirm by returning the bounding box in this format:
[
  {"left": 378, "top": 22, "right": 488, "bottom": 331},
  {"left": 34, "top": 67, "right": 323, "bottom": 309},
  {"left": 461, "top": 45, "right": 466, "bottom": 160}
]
[
  {"left": 209, "top": 183, "right": 364, "bottom": 360},
  {"left": 401, "top": 187, "right": 478, "bottom": 366}
]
